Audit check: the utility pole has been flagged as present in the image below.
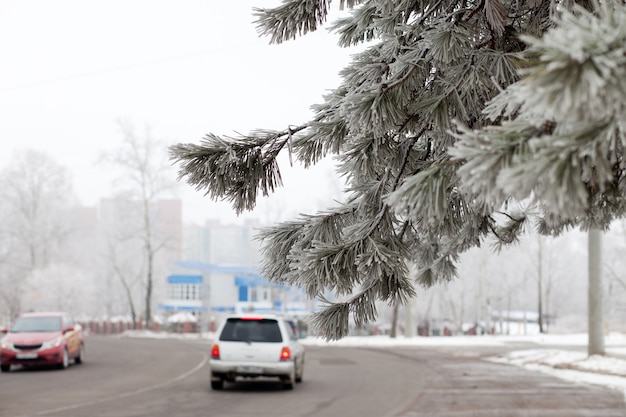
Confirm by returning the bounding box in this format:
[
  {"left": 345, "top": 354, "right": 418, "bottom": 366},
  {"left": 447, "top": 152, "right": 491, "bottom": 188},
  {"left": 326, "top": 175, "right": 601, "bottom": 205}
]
[
  {"left": 588, "top": 228, "right": 605, "bottom": 356},
  {"left": 537, "top": 235, "right": 544, "bottom": 333}
]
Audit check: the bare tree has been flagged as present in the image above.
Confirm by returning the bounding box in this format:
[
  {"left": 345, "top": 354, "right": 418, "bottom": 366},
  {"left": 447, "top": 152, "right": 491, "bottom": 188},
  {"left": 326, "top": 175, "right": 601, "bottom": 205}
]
[
  {"left": 101, "top": 119, "right": 178, "bottom": 328},
  {"left": 98, "top": 198, "right": 145, "bottom": 326}
]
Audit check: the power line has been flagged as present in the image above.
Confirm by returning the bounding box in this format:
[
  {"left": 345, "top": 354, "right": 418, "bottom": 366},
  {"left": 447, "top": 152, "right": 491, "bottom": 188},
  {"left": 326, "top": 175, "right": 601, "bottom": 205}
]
[{"left": 0, "top": 43, "right": 258, "bottom": 92}]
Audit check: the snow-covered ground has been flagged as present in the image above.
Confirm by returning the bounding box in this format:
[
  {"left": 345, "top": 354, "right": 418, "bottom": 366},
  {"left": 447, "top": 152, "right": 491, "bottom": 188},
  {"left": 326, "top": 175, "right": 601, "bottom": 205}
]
[{"left": 122, "top": 330, "right": 626, "bottom": 399}]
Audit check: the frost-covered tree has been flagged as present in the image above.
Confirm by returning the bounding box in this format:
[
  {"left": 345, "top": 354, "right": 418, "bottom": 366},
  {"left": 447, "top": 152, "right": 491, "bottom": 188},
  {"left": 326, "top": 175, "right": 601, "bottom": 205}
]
[
  {"left": 450, "top": 1, "right": 626, "bottom": 354},
  {"left": 0, "top": 149, "right": 75, "bottom": 319},
  {"left": 450, "top": 1, "right": 626, "bottom": 230},
  {"left": 170, "top": 0, "right": 610, "bottom": 340}
]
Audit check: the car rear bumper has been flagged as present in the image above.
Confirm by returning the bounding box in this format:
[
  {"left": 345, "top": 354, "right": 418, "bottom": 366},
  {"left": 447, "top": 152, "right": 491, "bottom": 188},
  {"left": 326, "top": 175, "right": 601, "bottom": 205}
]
[{"left": 210, "top": 359, "right": 294, "bottom": 379}]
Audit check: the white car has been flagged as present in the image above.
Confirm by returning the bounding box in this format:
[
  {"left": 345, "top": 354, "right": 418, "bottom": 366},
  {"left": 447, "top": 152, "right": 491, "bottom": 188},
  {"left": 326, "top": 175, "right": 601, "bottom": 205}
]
[{"left": 209, "top": 314, "right": 305, "bottom": 390}]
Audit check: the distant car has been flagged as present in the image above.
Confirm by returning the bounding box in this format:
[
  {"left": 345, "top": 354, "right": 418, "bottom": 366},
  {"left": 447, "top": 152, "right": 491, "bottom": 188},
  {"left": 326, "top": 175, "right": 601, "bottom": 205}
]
[
  {"left": 0, "top": 312, "right": 85, "bottom": 372},
  {"left": 209, "top": 314, "right": 305, "bottom": 390},
  {"left": 284, "top": 318, "right": 308, "bottom": 339}
]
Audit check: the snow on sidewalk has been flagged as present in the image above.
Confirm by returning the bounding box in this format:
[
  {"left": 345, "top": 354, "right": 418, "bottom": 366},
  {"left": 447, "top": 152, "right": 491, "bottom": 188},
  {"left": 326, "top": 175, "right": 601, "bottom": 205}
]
[{"left": 490, "top": 349, "right": 626, "bottom": 378}]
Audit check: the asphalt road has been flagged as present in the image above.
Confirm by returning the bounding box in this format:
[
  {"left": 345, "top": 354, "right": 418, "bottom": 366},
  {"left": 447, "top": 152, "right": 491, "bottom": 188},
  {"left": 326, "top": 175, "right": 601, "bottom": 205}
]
[{"left": 0, "top": 336, "right": 624, "bottom": 417}]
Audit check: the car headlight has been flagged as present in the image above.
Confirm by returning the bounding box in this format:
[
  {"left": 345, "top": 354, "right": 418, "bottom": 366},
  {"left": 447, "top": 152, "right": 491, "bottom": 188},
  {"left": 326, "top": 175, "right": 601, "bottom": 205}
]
[
  {"left": 1, "top": 341, "right": 15, "bottom": 350},
  {"left": 40, "top": 337, "right": 63, "bottom": 350}
]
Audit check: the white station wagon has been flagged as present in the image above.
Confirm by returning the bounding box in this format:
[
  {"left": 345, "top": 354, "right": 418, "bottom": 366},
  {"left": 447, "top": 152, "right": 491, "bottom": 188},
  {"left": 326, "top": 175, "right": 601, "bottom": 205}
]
[{"left": 209, "top": 314, "right": 305, "bottom": 390}]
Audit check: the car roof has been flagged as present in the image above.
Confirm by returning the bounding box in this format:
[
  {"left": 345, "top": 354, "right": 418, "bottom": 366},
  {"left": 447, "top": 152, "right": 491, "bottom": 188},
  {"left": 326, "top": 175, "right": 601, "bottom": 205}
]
[
  {"left": 19, "top": 312, "right": 68, "bottom": 318},
  {"left": 225, "top": 313, "right": 281, "bottom": 319}
]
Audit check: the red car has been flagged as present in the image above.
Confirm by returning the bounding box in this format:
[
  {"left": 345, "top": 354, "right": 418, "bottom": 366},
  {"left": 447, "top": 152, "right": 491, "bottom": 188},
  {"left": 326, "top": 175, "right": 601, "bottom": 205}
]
[{"left": 0, "top": 312, "right": 85, "bottom": 372}]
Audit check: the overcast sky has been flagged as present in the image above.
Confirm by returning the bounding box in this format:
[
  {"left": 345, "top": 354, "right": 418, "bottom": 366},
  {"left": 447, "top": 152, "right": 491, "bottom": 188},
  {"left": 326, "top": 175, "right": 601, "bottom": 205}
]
[{"left": 0, "top": 0, "right": 356, "bottom": 224}]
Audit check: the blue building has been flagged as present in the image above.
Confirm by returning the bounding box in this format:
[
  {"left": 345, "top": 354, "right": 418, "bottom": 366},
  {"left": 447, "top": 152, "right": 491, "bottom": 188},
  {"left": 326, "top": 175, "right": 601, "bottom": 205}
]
[
  {"left": 162, "top": 220, "right": 317, "bottom": 331},
  {"left": 158, "top": 261, "right": 313, "bottom": 331}
]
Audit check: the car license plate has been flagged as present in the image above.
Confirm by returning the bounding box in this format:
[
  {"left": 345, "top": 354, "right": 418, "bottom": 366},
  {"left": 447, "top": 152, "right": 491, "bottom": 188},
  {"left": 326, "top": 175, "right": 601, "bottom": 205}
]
[
  {"left": 237, "top": 366, "right": 262, "bottom": 374},
  {"left": 16, "top": 352, "right": 38, "bottom": 359}
]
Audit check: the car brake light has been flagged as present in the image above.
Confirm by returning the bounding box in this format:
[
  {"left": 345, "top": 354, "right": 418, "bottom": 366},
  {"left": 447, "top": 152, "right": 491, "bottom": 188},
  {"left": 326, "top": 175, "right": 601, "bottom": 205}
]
[
  {"left": 241, "top": 317, "right": 263, "bottom": 321},
  {"left": 280, "top": 346, "right": 291, "bottom": 361},
  {"left": 211, "top": 344, "right": 220, "bottom": 359}
]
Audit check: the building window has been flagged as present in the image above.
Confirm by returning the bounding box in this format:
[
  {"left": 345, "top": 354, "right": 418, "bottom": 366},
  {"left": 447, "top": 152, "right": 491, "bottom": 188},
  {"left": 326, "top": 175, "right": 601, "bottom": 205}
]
[
  {"left": 168, "top": 284, "right": 201, "bottom": 301},
  {"left": 247, "top": 286, "right": 270, "bottom": 303}
]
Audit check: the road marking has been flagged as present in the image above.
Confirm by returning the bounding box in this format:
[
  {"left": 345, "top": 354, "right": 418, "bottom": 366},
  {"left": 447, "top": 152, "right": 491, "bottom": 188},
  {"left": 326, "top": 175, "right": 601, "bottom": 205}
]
[{"left": 21, "top": 352, "right": 209, "bottom": 417}]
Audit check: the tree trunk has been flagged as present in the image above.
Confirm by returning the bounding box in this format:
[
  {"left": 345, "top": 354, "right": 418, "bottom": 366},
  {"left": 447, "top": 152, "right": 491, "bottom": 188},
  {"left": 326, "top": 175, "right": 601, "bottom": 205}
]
[
  {"left": 120, "top": 277, "right": 137, "bottom": 328},
  {"left": 143, "top": 197, "right": 154, "bottom": 329},
  {"left": 145, "top": 250, "right": 154, "bottom": 329},
  {"left": 390, "top": 302, "right": 399, "bottom": 338},
  {"left": 588, "top": 228, "right": 605, "bottom": 356},
  {"left": 506, "top": 292, "right": 511, "bottom": 335},
  {"left": 405, "top": 296, "right": 416, "bottom": 337}
]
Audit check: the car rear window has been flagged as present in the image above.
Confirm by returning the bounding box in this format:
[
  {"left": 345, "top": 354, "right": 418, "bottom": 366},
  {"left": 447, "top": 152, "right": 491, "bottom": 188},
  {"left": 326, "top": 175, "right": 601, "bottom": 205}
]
[{"left": 219, "top": 318, "right": 283, "bottom": 343}]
